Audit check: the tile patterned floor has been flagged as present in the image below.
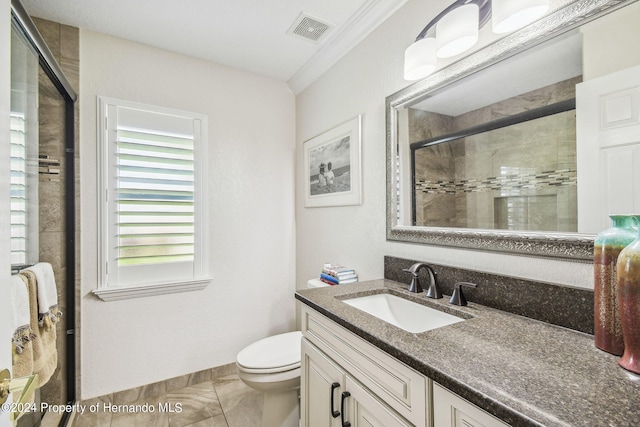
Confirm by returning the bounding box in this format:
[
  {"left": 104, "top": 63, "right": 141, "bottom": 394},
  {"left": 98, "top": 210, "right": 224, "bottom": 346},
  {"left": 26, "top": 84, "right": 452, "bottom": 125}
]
[{"left": 73, "top": 374, "right": 263, "bottom": 427}]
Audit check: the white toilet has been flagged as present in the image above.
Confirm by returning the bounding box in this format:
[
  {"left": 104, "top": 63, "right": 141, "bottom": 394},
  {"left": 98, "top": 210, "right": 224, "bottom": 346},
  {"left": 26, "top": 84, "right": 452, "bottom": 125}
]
[{"left": 236, "top": 279, "right": 328, "bottom": 427}]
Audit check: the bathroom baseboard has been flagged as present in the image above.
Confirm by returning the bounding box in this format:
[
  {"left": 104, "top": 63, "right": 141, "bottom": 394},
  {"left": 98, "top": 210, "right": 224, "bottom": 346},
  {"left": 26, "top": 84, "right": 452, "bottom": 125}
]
[{"left": 79, "top": 362, "right": 237, "bottom": 407}]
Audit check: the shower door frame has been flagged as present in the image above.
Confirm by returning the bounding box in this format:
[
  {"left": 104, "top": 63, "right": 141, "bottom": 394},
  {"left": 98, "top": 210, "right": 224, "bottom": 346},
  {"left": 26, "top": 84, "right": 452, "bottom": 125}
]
[{"left": 11, "top": 0, "right": 77, "bottom": 424}]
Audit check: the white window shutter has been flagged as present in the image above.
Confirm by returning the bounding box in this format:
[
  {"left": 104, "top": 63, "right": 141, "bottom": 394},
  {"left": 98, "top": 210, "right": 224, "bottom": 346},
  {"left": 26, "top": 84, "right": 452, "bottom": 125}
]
[{"left": 96, "top": 97, "right": 210, "bottom": 299}]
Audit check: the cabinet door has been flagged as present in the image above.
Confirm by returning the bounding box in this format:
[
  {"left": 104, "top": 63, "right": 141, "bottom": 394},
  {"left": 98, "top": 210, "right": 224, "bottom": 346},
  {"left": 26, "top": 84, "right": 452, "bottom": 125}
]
[
  {"left": 301, "top": 338, "right": 346, "bottom": 427},
  {"left": 302, "top": 305, "right": 428, "bottom": 426},
  {"left": 433, "top": 383, "right": 509, "bottom": 427},
  {"left": 343, "top": 378, "right": 413, "bottom": 427}
]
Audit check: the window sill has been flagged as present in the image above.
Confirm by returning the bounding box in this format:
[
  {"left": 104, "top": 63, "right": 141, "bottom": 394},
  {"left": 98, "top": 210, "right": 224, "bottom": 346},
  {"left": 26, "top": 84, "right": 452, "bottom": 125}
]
[{"left": 92, "top": 278, "right": 211, "bottom": 301}]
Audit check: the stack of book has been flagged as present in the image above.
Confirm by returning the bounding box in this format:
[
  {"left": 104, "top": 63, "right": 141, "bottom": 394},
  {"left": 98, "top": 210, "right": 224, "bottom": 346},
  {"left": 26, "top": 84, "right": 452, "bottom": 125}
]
[{"left": 320, "top": 264, "right": 358, "bottom": 285}]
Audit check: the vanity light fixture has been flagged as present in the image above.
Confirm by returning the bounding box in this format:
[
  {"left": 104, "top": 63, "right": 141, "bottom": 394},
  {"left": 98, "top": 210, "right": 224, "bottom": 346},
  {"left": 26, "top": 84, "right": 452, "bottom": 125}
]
[
  {"left": 492, "top": 0, "right": 550, "bottom": 33},
  {"left": 436, "top": 3, "right": 480, "bottom": 58},
  {"left": 403, "top": 0, "right": 549, "bottom": 81},
  {"left": 403, "top": 36, "right": 437, "bottom": 80}
]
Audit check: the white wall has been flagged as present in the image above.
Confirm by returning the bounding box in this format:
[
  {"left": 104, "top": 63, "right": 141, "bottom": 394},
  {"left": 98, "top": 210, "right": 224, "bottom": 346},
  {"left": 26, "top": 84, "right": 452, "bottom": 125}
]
[
  {"left": 80, "top": 30, "right": 296, "bottom": 399},
  {"left": 581, "top": 2, "right": 640, "bottom": 81},
  {"left": 294, "top": 0, "right": 611, "bottom": 293}
]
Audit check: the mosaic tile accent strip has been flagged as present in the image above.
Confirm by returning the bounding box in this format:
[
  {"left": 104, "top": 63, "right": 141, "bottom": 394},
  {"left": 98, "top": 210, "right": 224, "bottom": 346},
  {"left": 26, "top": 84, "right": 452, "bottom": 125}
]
[{"left": 416, "top": 168, "right": 577, "bottom": 194}]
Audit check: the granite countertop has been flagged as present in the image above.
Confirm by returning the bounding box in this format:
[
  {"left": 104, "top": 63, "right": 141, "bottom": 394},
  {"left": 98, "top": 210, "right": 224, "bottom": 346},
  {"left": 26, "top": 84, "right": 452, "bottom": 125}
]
[{"left": 295, "top": 279, "right": 640, "bottom": 427}]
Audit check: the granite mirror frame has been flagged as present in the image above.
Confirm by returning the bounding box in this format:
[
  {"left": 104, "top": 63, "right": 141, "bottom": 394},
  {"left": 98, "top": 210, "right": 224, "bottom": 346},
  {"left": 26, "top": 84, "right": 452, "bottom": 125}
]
[{"left": 386, "top": 0, "right": 638, "bottom": 262}]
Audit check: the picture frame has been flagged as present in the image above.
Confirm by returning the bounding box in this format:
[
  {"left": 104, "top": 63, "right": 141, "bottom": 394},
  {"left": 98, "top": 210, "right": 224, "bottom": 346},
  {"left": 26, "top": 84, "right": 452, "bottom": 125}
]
[{"left": 304, "top": 115, "right": 363, "bottom": 208}]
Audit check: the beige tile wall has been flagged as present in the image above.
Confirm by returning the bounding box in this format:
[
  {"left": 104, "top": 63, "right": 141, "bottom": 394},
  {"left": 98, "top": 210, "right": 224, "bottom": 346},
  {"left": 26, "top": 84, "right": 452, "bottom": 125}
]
[{"left": 411, "top": 77, "right": 579, "bottom": 231}]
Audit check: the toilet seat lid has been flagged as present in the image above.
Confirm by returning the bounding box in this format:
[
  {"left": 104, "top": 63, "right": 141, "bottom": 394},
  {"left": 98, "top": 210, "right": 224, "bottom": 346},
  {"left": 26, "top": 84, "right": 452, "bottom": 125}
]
[{"left": 237, "top": 331, "right": 302, "bottom": 370}]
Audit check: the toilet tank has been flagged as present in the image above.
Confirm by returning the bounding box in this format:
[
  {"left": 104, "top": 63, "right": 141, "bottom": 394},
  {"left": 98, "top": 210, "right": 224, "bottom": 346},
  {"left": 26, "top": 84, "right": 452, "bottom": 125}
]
[{"left": 307, "top": 278, "right": 329, "bottom": 288}]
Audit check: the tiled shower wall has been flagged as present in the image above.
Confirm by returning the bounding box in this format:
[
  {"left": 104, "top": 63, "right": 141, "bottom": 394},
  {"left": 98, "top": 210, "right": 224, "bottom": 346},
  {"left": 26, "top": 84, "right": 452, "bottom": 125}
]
[
  {"left": 410, "top": 77, "right": 580, "bottom": 232},
  {"left": 32, "top": 16, "right": 80, "bottom": 408}
]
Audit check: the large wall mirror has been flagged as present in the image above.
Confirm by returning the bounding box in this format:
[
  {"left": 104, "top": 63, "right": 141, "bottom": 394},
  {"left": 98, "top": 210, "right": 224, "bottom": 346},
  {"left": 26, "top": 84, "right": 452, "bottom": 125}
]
[{"left": 386, "top": 0, "right": 639, "bottom": 262}]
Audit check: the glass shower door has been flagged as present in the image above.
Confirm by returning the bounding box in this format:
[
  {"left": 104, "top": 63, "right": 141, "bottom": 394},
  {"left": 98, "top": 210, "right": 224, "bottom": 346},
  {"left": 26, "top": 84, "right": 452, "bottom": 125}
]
[
  {"left": 10, "top": 13, "right": 76, "bottom": 427},
  {"left": 10, "top": 21, "right": 38, "bottom": 270}
]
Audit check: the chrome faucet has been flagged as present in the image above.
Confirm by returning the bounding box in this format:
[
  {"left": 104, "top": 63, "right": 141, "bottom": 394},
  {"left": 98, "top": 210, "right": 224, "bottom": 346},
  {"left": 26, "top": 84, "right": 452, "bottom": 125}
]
[{"left": 402, "top": 263, "right": 442, "bottom": 299}]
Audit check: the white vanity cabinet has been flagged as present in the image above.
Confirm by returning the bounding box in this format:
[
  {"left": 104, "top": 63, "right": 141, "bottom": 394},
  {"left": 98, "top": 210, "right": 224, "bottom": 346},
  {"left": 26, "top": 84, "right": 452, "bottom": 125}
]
[
  {"left": 301, "top": 339, "right": 345, "bottom": 426},
  {"left": 302, "top": 339, "right": 412, "bottom": 426},
  {"left": 432, "top": 383, "right": 510, "bottom": 427},
  {"left": 300, "top": 305, "right": 429, "bottom": 427},
  {"left": 300, "top": 305, "right": 514, "bottom": 427}
]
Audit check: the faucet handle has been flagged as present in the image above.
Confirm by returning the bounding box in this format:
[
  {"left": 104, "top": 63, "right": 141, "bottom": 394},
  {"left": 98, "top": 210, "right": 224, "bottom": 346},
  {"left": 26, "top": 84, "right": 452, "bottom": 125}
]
[
  {"left": 449, "top": 282, "right": 477, "bottom": 306},
  {"left": 402, "top": 268, "right": 416, "bottom": 276},
  {"left": 402, "top": 268, "right": 423, "bottom": 293}
]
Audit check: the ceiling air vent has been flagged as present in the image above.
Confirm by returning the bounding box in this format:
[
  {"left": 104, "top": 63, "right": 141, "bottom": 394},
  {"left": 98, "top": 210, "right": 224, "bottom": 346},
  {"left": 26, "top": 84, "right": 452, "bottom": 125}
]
[{"left": 287, "top": 13, "right": 333, "bottom": 43}]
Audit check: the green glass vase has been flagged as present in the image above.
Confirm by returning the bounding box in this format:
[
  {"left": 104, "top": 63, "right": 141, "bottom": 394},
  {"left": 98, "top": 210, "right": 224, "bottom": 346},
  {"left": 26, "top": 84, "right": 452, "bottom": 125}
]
[
  {"left": 618, "top": 215, "right": 640, "bottom": 373},
  {"left": 594, "top": 215, "right": 636, "bottom": 355}
]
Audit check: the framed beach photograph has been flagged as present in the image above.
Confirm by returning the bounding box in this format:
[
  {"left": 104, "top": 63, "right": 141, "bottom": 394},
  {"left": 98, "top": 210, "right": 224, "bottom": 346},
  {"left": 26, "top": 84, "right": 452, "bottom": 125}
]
[{"left": 304, "top": 115, "right": 363, "bottom": 208}]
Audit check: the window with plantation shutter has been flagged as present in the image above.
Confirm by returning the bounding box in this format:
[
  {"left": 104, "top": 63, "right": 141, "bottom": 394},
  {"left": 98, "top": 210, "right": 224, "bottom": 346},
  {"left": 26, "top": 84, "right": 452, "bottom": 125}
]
[
  {"left": 10, "top": 112, "right": 28, "bottom": 265},
  {"left": 95, "top": 97, "right": 210, "bottom": 301}
]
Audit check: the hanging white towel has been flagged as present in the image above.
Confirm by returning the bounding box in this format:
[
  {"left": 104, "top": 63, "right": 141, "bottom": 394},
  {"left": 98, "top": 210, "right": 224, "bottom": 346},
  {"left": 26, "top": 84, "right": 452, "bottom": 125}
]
[
  {"left": 19, "top": 270, "right": 56, "bottom": 387},
  {"left": 24, "top": 262, "right": 61, "bottom": 327},
  {"left": 11, "top": 274, "right": 30, "bottom": 331},
  {"left": 11, "top": 274, "right": 34, "bottom": 354}
]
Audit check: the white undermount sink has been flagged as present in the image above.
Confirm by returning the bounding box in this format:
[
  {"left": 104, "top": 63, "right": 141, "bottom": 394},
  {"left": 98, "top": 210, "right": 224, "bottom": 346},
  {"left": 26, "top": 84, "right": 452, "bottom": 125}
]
[{"left": 343, "top": 293, "right": 464, "bottom": 333}]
